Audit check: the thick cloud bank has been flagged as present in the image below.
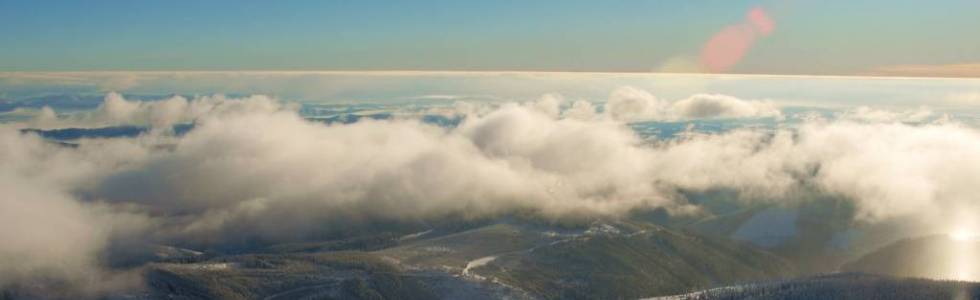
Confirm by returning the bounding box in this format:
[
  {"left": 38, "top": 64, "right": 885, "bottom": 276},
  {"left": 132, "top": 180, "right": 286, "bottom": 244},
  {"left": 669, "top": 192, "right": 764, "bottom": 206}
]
[{"left": 2, "top": 90, "right": 979, "bottom": 294}]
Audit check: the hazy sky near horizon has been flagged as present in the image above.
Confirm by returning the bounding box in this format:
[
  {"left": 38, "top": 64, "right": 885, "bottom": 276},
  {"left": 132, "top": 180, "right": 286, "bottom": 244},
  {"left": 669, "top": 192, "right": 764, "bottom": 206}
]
[
  {"left": 2, "top": 72, "right": 980, "bottom": 114},
  {"left": 1, "top": 0, "right": 979, "bottom": 75}
]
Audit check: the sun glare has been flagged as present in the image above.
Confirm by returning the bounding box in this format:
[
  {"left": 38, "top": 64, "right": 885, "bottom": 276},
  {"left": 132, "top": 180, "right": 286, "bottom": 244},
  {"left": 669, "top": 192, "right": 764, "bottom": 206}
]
[{"left": 951, "top": 228, "right": 978, "bottom": 241}]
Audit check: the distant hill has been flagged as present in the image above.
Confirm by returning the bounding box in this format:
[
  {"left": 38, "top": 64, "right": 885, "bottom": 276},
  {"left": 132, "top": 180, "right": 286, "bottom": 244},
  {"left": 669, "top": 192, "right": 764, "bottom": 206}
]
[
  {"left": 21, "top": 124, "right": 195, "bottom": 140},
  {"left": 842, "top": 234, "right": 980, "bottom": 280}
]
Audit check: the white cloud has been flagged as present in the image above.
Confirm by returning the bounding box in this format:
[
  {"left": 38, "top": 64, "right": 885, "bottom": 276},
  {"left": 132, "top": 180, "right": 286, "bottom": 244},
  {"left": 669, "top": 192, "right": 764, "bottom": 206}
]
[
  {"left": 529, "top": 93, "right": 564, "bottom": 118},
  {"left": 77, "top": 95, "right": 980, "bottom": 236},
  {"left": 670, "top": 93, "right": 782, "bottom": 119},
  {"left": 30, "top": 92, "right": 294, "bottom": 130},
  {"left": 600, "top": 87, "right": 782, "bottom": 122},
  {"left": 0, "top": 127, "right": 149, "bottom": 293},
  {"left": 604, "top": 86, "right": 669, "bottom": 121},
  {"left": 799, "top": 121, "right": 980, "bottom": 220},
  {"left": 0, "top": 172, "right": 106, "bottom": 286},
  {"left": 92, "top": 102, "right": 673, "bottom": 245},
  {"left": 4, "top": 92, "right": 980, "bottom": 293},
  {"left": 563, "top": 100, "right": 599, "bottom": 121}
]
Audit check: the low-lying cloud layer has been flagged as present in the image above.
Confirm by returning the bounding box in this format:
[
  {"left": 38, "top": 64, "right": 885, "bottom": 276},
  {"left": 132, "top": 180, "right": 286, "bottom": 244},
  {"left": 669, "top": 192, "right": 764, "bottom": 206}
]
[{"left": 2, "top": 88, "right": 979, "bottom": 294}]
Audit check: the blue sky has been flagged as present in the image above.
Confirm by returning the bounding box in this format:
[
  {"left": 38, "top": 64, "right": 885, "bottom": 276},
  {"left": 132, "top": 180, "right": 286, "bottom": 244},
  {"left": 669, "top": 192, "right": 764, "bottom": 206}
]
[{"left": 2, "top": 0, "right": 979, "bottom": 75}]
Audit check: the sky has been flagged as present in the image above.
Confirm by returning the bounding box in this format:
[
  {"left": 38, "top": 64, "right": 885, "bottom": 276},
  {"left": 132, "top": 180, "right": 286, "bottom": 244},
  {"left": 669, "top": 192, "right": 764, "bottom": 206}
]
[{"left": 2, "top": 0, "right": 979, "bottom": 76}]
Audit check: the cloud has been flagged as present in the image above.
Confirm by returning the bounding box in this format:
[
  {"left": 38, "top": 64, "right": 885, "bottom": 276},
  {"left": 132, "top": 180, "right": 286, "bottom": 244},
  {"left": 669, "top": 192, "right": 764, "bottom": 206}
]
[
  {"left": 670, "top": 93, "right": 781, "bottom": 119},
  {"left": 530, "top": 93, "right": 564, "bottom": 118},
  {"left": 601, "top": 87, "right": 782, "bottom": 121},
  {"left": 414, "top": 87, "right": 782, "bottom": 124},
  {"left": 563, "top": 100, "right": 599, "bottom": 121},
  {"left": 4, "top": 92, "right": 980, "bottom": 294},
  {"left": 81, "top": 94, "right": 978, "bottom": 239},
  {"left": 0, "top": 128, "right": 149, "bottom": 294},
  {"left": 92, "top": 102, "right": 673, "bottom": 245},
  {"left": 793, "top": 121, "right": 980, "bottom": 220},
  {"left": 604, "top": 86, "right": 668, "bottom": 121},
  {"left": 29, "top": 92, "right": 294, "bottom": 130},
  {"left": 0, "top": 172, "right": 106, "bottom": 286}
]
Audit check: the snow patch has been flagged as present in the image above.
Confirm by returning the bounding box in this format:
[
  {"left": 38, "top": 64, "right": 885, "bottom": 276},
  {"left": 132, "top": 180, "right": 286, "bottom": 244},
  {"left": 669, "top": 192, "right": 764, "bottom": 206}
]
[
  {"left": 399, "top": 229, "right": 433, "bottom": 241},
  {"left": 462, "top": 256, "right": 497, "bottom": 279},
  {"left": 420, "top": 246, "right": 454, "bottom": 253},
  {"left": 585, "top": 223, "right": 621, "bottom": 236}
]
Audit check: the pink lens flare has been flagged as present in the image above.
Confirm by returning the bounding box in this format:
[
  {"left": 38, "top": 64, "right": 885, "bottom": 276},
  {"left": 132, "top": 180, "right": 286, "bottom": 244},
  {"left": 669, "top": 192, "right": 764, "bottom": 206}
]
[
  {"left": 747, "top": 7, "right": 775, "bottom": 36},
  {"left": 699, "top": 7, "right": 775, "bottom": 73},
  {"left": 701, "top": 24, "right": 757, "bottom": 73}
]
